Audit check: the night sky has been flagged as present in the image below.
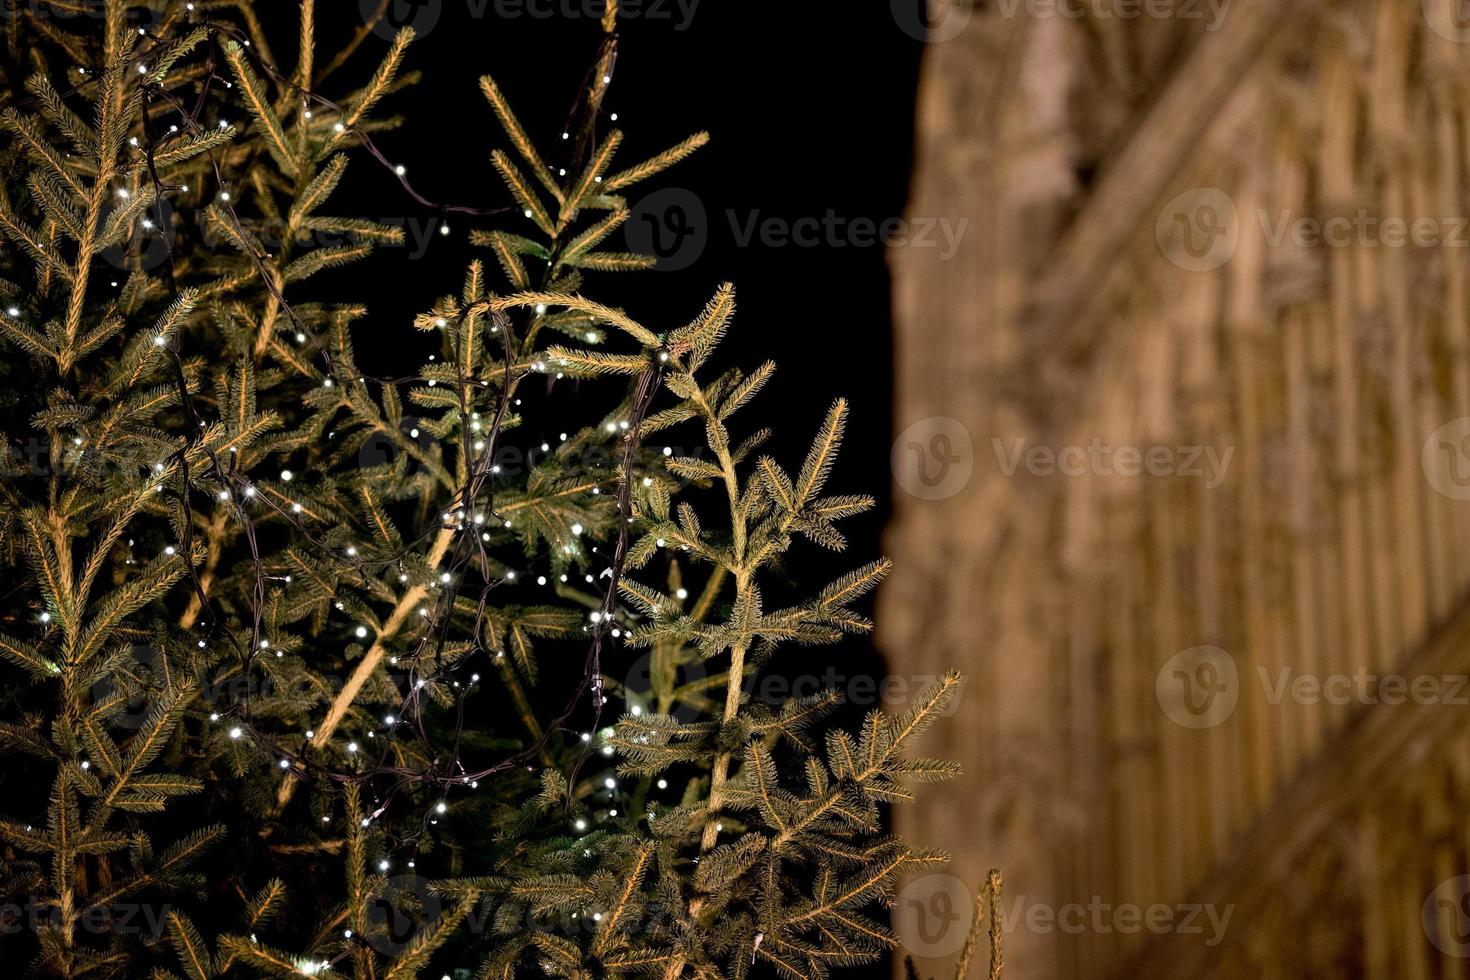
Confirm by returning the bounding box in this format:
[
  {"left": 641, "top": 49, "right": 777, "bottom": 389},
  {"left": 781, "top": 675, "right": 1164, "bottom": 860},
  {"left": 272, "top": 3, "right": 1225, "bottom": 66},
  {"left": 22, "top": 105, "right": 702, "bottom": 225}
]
[{"left": 291, "top": 1, "right": 924, "bottom": 711}]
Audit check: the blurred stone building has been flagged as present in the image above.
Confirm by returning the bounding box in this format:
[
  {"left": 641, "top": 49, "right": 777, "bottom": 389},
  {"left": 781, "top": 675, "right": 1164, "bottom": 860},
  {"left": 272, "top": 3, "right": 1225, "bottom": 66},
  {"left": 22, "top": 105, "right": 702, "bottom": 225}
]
[{"left": 881, "top": 0, "right": 1470, "bottom": 976}]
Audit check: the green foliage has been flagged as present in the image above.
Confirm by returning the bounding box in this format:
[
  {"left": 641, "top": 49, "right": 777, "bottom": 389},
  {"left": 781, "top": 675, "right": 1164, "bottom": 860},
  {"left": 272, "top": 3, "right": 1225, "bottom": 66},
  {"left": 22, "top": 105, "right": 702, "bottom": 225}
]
[{"left": 0, "top": 2, "right": 984, "bottom": 978}]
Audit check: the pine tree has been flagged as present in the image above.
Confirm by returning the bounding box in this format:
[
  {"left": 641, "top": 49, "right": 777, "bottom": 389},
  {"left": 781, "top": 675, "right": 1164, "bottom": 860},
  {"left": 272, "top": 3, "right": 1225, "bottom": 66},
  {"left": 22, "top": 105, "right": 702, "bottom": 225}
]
[{"left": 0, "top": 2, "right": 996, "bottom": 977}]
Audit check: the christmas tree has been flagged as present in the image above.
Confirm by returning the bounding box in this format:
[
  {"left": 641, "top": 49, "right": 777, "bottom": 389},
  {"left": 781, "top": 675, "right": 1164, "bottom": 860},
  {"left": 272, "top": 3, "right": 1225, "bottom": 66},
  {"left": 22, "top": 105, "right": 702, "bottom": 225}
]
[{"left": 0, "top": 2, "right": 996, "bottom": 976}]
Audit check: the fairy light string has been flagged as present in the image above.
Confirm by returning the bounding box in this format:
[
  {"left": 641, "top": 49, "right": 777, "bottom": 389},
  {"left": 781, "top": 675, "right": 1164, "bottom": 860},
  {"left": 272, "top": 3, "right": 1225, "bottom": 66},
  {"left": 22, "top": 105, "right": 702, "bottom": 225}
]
[
  {"left": 2, "top": 11, "right": 711, "bottom": 968},
  {"left": 57, "top": 2, "right": 658, "bottom": 855}
]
